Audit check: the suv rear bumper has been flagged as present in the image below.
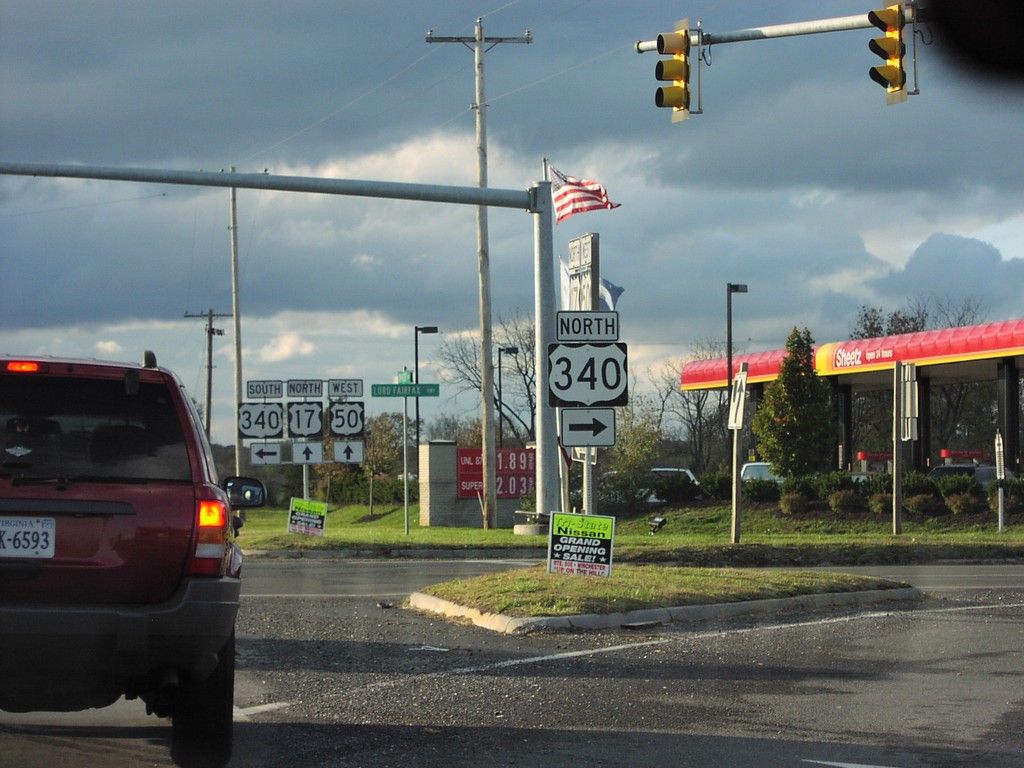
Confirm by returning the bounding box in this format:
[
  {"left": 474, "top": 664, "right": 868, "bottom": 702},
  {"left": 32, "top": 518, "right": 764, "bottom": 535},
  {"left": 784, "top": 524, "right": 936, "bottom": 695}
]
[{"left": 0, "top": 577, "right": 240, "bottom": 712}]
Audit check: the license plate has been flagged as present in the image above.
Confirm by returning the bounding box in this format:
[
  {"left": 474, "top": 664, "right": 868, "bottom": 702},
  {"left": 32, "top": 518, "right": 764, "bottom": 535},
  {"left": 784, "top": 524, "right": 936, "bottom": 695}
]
[{"left": 0, "top": 517, "right": 56, "bottom": 559}]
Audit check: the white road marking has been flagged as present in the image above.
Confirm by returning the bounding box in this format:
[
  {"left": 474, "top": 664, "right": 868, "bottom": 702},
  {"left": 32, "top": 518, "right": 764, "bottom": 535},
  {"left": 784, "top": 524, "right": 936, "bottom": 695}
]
[
  {"left": 234, "top": 701, "right": 294, "bottom": 721},
  {"left": 802, "top": 761, "right": 907, "bottom": 768}
]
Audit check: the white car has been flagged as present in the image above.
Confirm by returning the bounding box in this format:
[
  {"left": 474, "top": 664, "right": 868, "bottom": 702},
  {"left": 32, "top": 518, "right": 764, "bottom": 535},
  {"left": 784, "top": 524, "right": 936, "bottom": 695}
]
[{"left": 740, "top": 461, "right": 783, "bottom": 484}]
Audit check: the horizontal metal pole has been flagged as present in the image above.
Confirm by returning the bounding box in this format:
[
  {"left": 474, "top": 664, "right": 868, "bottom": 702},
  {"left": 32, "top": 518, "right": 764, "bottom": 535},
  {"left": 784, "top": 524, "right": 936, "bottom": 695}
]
[
  {"left": 0, "top": 161, "right": 534, "bottom": 211},
  {"left": 636, "top": 7, "right": 916, "bottom": 53}
]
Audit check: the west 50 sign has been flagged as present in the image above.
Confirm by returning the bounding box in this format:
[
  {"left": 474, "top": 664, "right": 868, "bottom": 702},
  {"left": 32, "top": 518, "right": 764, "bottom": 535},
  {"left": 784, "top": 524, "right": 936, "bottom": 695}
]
[{"left": 457, "top": 448, "right": 535, "bottom": 499}]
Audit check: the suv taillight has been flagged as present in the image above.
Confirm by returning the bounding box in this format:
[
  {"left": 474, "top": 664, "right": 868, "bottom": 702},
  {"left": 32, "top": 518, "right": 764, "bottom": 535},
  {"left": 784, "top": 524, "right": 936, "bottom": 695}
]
[{"left": 187, "top": 499, "right": 230, "bottom": 576}]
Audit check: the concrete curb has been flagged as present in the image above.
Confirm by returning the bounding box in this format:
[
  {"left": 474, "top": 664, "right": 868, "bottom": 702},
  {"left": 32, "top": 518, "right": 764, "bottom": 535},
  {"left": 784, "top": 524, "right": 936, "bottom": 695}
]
[
  {"left": 408, "top": 587, "right": 923, "bottom": 635},
  {"left": 244, "top": 548, "right": 547, "bottom": 560}
]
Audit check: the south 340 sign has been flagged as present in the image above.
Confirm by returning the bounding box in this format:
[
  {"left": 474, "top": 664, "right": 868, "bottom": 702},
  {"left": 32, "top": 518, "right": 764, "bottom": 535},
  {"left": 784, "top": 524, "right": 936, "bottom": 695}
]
[{"left": 547, "top": 342, "right": 628, "bottom": 408}]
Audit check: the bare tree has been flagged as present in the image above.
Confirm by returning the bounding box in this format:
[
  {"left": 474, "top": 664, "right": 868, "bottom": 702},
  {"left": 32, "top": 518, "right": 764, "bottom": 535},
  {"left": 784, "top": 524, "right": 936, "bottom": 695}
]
[
  {"left": 648, "top": 338, "right": 731, "bottom": 474},
  {"left": 850, "top": 295, "right": 993, "bottom": 462},
  {"left": 436, "top": 309, "right": 536, "bottom": 447}
]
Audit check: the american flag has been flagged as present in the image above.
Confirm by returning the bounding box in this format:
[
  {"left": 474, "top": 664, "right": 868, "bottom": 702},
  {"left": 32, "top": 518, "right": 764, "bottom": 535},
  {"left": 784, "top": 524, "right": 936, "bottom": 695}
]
[{"left": 549, "top": 166, "right": 621, "bottom": 223}]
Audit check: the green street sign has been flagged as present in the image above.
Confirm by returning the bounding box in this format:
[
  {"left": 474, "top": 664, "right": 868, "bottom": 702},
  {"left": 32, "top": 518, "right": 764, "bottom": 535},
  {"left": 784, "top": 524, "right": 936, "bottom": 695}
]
[{"left": 371, "top": 383, "right": 440, "bottom": 398}]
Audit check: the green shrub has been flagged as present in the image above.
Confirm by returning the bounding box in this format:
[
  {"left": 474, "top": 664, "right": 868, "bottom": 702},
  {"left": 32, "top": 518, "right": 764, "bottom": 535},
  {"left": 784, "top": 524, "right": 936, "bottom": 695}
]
[
  {"left": 935, "top": 473, "right": 982, "bottom": 500},
  {"left": 902, "top": 470, "right": 940, "bottom": 499},
  {"left": 699, "top": 471, "right": 732, "bottom": 502},
  {"left": 742, "top": 478, "right": 781, "bottom": 503},
  {"left": 862, "top": 472, "right": 893, "bottom": 497},
  {"left": 868, "top": 492, "right": 892, "bottom": 515},
  {"left": 779, "top": 492, "right": 810, "bottom": 515},
  {"left": 781, "top": 475, "right": 817, "bottom": 500},
  {"left": 904, "top": 492, "right": 947, "bottom": 517},
  {"left": 988, "top": 477, "right": 1024, "bottom": 515},
  {"left": 828, "top": 489, "right": 864, "bottom": 514},
  {"left": 815, "top": 471, "right": 857, "bottom": 500},
  {"left": 946, "top": 492, "right": 987, "bottom": 515},
  {"left": 652, "top": 472, "right": 700, "bottom": 504},
  {"left": 903, "top": 470, "right": 937, "bottom": 497}
]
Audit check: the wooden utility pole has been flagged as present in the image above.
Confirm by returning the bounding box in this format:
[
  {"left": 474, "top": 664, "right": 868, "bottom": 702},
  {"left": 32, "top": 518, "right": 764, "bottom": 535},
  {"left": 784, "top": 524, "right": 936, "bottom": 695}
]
[
  {"left": 427, "top": 20, "right": 532, "bottom": 528},
  {"left": 184, "top": 308, "right": 231, "bottom": 438}
]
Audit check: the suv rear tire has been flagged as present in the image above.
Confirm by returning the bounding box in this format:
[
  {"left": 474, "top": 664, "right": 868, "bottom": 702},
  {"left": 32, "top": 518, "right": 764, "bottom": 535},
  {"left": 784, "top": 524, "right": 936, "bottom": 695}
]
[{"left": 170, "top": 632, "right": 235, "bottom": 768}]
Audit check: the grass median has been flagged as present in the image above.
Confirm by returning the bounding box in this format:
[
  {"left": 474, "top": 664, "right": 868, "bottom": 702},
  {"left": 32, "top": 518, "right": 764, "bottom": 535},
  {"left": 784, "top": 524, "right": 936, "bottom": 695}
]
[
  {"left": 238, "top": 502, "right": 1019, "bottom": 617},
  {"left": 239, "top": 501, "right": 1023, "bottom": 566},
  {"left": 415, "top": 563, "right": 905, "bottom": 618}
]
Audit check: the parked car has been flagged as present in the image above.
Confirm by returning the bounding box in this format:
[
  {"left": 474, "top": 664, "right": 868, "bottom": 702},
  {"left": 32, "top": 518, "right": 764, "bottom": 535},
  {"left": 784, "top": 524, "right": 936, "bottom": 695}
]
[
  {"left": 0, "top": 353, "right": 267, "bottom": 767},
  {"left": 740, "top": 461, "right": 784, "bottom": 484},
  {"left": 645, "top": 467, "right": 701, "bottom": 504},
  {"left": 927, "top": 463, "right": 1016, "bottom": 491}
]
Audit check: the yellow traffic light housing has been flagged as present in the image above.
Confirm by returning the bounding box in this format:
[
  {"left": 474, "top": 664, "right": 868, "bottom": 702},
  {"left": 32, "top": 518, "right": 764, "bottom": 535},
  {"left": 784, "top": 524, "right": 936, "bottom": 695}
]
[
  {"left": 655, "top": 19, "right": 691, "bottom": 122},
  {"left": 868, "top": 5, "right": 907, "bottom": 104}
]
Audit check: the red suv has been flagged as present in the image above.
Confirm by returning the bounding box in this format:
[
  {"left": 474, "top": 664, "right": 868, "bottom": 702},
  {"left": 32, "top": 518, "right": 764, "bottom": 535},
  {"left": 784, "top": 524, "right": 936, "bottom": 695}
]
[{"left": 0, "top": 354, "right": 266, "bottom": 767}]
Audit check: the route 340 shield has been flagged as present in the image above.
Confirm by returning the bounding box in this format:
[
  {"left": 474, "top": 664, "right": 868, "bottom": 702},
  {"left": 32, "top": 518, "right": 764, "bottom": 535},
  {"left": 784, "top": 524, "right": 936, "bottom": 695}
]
[{"left": 547, "top": 342, "right": 628, "bottom": 408}]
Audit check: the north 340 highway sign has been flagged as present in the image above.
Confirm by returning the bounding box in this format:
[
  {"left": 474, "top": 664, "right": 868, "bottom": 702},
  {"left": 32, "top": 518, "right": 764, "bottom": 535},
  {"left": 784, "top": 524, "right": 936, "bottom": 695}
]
[{"left": 547, "top": 342, "right": 628, "bottom": 407}]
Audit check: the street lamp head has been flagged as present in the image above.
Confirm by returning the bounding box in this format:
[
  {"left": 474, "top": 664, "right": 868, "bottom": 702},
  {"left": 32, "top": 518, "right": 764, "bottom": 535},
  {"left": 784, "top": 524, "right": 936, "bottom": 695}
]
[
  {"left": 501, "top": 346, "right": 519, "bottom": 355},
  {"left": 416, "top": 325, "right": 439, "bottom": 334},
  {"left": 728, "top": 283, "right": 748, "bottom": 294}
]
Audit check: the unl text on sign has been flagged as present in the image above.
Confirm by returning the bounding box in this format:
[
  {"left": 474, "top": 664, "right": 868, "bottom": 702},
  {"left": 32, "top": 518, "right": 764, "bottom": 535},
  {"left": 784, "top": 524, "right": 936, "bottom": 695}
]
[{"left": 457, "top": 447, "right": 536, "bottom": 499}]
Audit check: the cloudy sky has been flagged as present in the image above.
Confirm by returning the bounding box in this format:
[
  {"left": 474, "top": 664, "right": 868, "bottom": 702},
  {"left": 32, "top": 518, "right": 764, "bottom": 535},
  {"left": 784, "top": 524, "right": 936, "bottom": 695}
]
[{"left": 2, "top": 0, "right": 1022, "bottom": 445}]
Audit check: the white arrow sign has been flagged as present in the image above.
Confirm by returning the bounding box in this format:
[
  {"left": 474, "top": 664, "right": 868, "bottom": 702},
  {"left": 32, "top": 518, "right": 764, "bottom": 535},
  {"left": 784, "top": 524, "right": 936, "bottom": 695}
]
[
  {"left": 560, "top": 408, "right": 616, "bottom": 447},
  {"left": 333, "top": 440, "right": 365, "bottom": 464},
  {"left": 290, "top": 441, "right": 324, "bottom": 465},
  {"left": 250, "top": 443, "right": 283, "bottom": 465}
]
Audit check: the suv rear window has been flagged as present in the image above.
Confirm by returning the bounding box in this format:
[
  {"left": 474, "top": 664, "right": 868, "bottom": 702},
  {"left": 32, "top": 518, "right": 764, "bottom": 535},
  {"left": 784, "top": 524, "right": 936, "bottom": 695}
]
[{"left": 1, "top": 374, "right": 191, "bottom": 482}]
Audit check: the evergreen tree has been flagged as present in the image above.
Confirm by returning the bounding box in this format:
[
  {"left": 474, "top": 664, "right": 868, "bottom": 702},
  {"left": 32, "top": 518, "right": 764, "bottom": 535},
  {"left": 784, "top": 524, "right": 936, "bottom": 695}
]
[{"left": 751, "top": 327, "right": 835, "bottom": 477}]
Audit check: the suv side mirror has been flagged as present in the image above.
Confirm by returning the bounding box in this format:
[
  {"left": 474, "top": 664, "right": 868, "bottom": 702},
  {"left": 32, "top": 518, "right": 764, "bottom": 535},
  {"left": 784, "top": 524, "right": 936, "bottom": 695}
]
[{"left": 223, "top": 477, "right": 267, "bottom": 508}]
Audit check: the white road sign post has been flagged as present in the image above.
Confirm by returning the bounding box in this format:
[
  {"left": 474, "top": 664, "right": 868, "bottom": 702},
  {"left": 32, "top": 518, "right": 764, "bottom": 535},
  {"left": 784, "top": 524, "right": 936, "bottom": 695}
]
[{"left": 729, "top": 364, "right": 748, "bottom": 545}]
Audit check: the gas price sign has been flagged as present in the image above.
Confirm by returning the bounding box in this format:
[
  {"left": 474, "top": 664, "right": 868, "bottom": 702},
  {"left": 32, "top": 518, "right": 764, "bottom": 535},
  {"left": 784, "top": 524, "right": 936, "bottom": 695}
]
[{"left": 457, "top": 448, "right": 536, "bottom": 499}]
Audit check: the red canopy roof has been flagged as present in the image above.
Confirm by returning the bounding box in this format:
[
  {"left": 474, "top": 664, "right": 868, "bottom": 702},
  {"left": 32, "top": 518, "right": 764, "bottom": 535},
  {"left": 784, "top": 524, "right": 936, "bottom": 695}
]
[{"left": 681, "top": 318, "right": 1024, "bottom": 391}]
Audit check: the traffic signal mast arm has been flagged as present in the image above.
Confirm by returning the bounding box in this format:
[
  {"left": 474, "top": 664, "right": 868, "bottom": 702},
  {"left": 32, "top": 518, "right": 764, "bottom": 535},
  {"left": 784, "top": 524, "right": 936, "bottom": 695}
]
[
  {"left": 638, "top": 5, "right": 919, "bottom": 113},
  {"left": 635, "top": 8, "right": 916, "bottom": 53}
]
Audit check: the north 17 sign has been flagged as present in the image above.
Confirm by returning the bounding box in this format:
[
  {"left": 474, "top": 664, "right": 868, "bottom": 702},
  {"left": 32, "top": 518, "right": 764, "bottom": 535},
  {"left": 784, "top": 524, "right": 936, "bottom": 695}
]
[
  {"left": 547, "top": 342, "right": 628, "bottom": 407},
  {"left": 287, "top": 401, "right": 324, "bottom": 438}
]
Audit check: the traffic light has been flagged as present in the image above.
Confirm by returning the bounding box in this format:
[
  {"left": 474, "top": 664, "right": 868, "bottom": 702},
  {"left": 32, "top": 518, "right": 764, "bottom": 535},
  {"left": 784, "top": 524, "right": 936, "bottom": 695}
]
[
  {"left": 868, "top": 5, "right": 907, "bottom": 104},
  {"left": 655, "top": 19, "right": 691, "bottom": 122}
]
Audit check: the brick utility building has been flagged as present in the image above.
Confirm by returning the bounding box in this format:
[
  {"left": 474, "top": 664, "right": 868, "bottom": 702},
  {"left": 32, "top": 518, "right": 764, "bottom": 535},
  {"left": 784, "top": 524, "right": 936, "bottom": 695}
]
[{"left": 681, "top": 318, "right": 1024, "bottom": 476}]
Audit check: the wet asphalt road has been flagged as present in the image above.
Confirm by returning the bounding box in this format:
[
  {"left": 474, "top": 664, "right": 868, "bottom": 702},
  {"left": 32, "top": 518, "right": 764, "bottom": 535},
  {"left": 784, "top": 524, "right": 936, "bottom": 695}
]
[{"left": 2, "top": 561, "right": 1022, "bottom": 767}]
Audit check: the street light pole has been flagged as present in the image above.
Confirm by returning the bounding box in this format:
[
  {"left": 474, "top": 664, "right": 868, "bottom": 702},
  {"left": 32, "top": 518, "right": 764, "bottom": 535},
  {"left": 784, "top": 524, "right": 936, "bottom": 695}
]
[
  {"left": 726, "top": 283, "right": 748, "bottom": 391},
  {"left": 497, "top": 345, "right": 519, "bottom": 447},
  {"left": 414, "top": 325, "right": 438, "bottom": 466}
]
